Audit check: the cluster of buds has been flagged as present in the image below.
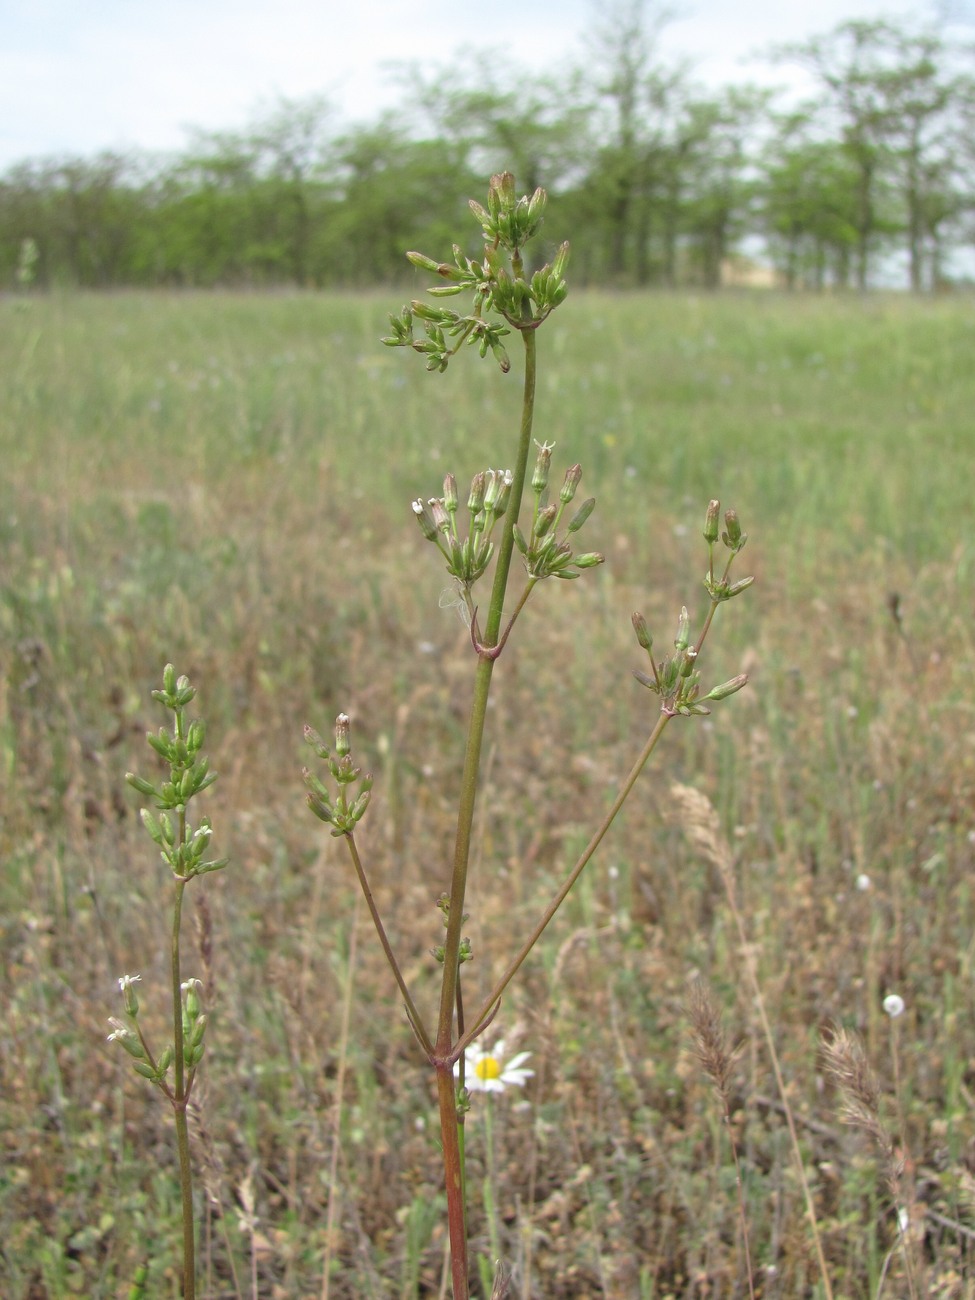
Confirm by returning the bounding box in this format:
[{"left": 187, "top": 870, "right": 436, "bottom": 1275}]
[
  {"left": 703, "top": 500, "right": 754, "bottom": 602},
  {"left": 511, "top": 442, "right": 604, "bottom": 580},
  {"left": 469, "top": 170, "right": 546, "bottom": 251},
  {"left": 381, "top": 173, "right": 570, "bottom": 373},
  {"left": 303, "top": 714, "right": 373, "bottom": 837},
  {"left": 126, "top": 665, "right": 227, "bottom": 881},
  {"left": 631, "top": 501, "right": 752, "bottom": 717},
  {"left": 107, "top": 974, "right": 208, "bottom": 1087},
  {"left": 632, "top": 607, "right": 747, "bottom": 717},
  {"left": 384, "top": 296, "right": 511, "bottom": 374},
  {"left": 412, "top": 468, "right": 512, "bottom": 589}
]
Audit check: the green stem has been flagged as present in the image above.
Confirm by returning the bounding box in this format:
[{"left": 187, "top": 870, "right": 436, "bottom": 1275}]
[
  {"left": 172, "top": 855, "right": 196, "bottom": 1300},
  {"left": 459, "top": 709, "right": 673, "bottom": 1054},
  {"left": 435, "top": 326, "right": 538, "bottom": 1300}
]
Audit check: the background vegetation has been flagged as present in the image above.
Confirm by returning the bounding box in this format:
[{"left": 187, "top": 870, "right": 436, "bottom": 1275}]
[
  {"left": 3, "top": 6, "right": 975, "bottom": 293},
  {"left": 1, "top": 284, "right": 973, "bottom": 1297}
]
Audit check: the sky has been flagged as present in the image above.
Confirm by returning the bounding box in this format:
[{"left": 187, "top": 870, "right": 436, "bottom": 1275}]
[{"left": 0, "top": 0, "right": 968, "bottom": 173}]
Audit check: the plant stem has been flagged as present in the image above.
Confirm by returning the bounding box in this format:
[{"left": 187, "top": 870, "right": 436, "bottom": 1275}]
[
  {"left": 344, "top": 833, "right": 432, "bottom": 1054},
  {"left": 171, "top": 856, "right": 196, "bottom": 1299},
  {"left": 436, "top": 1063, "right": 469, "bottom": 1300},
  {"left": 435, "top": 327, "right": 538, "bottom": 1299}
]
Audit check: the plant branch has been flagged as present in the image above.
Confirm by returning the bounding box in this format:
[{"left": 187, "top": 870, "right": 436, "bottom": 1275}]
[
  {"left": 343, "top": 832, "right": 433, "bottom": 1056},
  {"left": 459, "top": 708, "right": 673, "bottom": 1055}
]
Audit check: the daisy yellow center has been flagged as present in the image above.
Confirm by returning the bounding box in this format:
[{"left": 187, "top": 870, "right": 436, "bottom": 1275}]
[{"left": 475, "top": 1056, "right": 501, "bottom": 1081}]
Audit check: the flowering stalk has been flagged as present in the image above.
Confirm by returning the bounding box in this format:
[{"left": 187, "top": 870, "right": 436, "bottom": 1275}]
[
  {"left": 305, "top": 174, "right": 753, "bottom": 1297},
  {"left": 114, "top": 665, "right": 227, "bottom": 1300}
]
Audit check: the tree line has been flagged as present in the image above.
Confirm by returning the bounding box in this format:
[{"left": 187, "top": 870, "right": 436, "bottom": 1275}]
[{"left": 3, "top": 6, "right": 974, "bottom": 293}]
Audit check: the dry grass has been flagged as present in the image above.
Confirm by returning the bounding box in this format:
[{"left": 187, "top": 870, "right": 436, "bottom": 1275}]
[{"left": 1, "top": 289, "right": 974, "bottom": 1297}]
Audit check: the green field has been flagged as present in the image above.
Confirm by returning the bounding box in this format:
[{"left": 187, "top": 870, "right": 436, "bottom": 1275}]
[{"left": 1, "top": 288, "right": 974, "bottom": 1298}]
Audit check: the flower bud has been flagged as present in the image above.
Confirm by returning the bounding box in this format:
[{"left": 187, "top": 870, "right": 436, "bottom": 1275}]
[
  {"left": 468, "top": 472, "right": 486, "bottom": 514},
  {"left": 560, "top": 464, "right": 583, "bottom": 504},
  {"left": 406, "top": 251, "right": 441, "bottom": 273},
  {"left": 490, "top": 172, "right": 516, "bottom": 211},
  {"left": 704, "top": 673, "right": 749, "bottom": 702},
  {"left": 489, "top": 469, "right": 513, "bottom": 517},
  {"left": 335, "top": 714, "right": 351, "bottom": 758},
  {"left": 722, "top": 509, "right": 745, "bottom": 551},
  {"left": 567, "top": 497, "right": 596, "bottom": 533},
  {"left": 534, "top": 504, "right": 558, "bottom": 538},
  {"left": 704, "top": 499, "right": 720, "bottom": 544},
  {"left": 632, "top": 612, "right": 653, "bottom": 651},
  {"left": 412, "top": 498, "right": 439, "bottom": 542},
  {"left": 118, "top": 973, "right": 140, "bottom": 1015},
  {"left": 674, "top": 606, "right": 690, "bottom": 651},
  {"left": 531, "top": 442, "right": 553, "bottom": 494},
  {"left": 443, "top": 473, "right": 458, "bottom": 514},
  {"left": 182, "top": 978, "right": 202, "bottom": 1019},
  {"left": 429, "top": 498, "right": 450, "bottom": 534}
]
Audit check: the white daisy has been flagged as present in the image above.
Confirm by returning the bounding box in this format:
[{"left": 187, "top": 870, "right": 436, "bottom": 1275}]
[{"left": 455, "top": 1039, "right": 534, "bottom": 1094}]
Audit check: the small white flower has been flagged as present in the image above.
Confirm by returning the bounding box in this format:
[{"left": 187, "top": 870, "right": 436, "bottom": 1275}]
[
  {"left": 106, "top": 1017, "right": 130, "bottom": 1043},
  {"left": 883, "top": 993, "right": 905, "bottom": 1018},
  {"left": 455, "top": 1039, "right": 534, "bottom": 1094},
  {"left": 118, "top": 973, "right": 142, "bottom": 992},
  {"left": 856, "top": 874, "right": 871, "bottom": 891}
]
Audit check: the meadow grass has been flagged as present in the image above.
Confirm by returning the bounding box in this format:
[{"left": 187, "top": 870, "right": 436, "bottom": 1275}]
[{"left": 1, "top": 287, "right": 974, "bottom": 1297}]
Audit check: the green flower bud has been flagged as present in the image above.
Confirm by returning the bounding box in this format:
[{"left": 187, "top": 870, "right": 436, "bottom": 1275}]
[
  {"left": 531, "top": 442, "right": 553, "bottom": 494},
  {"left": 443, "top": 473, "right": 458, "bottom": 514},
  {"left": 674, "top": 606, "right": 690, "bottom": 652},
  {"left": 126, "top": 773, "right": 158, "bottom": 799},
  {"left": 722, "top": 509, "right": 745, "bottom": 551},
  {"left": 335, "top": 714, "right": 351, "bottom": 758},
  {"left": 140, "top": 808, "right": 165, "bottom": 846},
  {"left": 468, "top": 472, "right": 485, "bottom": 514},
  {"left": 483, "top": 468, "right": 511, "bottom": 515},
  {"left": 182, "top": 978, "right": 202, "bottom": 1019},
  {"left": 567, "top": 497, "right": 596, "bottom": 533},
  {"left": 574, "top": 552, "right": 604, "bottom": 568},
  {"left": 533, "top": 503, "right": 558, "bottom": 539},
  {"left": 147, "top": 730, "right": 172, "bottom": 760},
  {"left": 406, "top": 251, "right": 441, "bottom": 273},
  {"left": 632, "top": 612, "right": 653, "bottom": 651},
  {"left": 118, "top": 973, "right": 141, "bottom": 1017},
  {"left": 704, "top": 673, "right": 749, "bottom": 701},
  {"left": 490, "top": 171, "right": 516, "bottom": 211},
  {"left": 303, "top": 725, "right": 331, "bottom": 760},
  {"left": 704, "top": 499, "right": 720, "bottom": 544}
]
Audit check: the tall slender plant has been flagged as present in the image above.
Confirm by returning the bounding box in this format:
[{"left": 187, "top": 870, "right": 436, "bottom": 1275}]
[
  {"left": 111, "top": 665, "right": 227, "bottom": 1300},
  {"left": 303, "top": 172, "right": 752, "bottom": 1298}
]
